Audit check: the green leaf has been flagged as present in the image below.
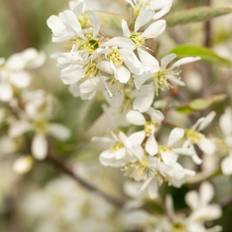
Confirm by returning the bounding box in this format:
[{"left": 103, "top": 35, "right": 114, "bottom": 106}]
[
  {"left": 166, "top": 6, "right": 232, "bottom": 27},
  {"left": 177, "top": 94, "right": 226, "bottom": 113},
  {"left": 171, "top": 44, "right": 232, "bottom": 67}
]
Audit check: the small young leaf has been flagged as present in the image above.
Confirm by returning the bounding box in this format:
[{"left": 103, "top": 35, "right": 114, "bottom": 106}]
[
  {"left": 176, "top": 94, "right": 226, "bottom": 114},
  {"left": 171, "top": 45, "right": 232, "bottom": 67}
]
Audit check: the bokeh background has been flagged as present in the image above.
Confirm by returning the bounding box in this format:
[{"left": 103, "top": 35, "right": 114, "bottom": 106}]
[{"left": 0, "top": 0, "right": 232, "bottom": 231}]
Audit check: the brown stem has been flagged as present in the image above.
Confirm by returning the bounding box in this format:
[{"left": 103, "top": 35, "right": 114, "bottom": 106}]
[
  {"left": 5, "top": 0, "right": 31, "bottom": 51},
  {"left": 46, "top": 154, "right": 124, "bottom": 208},
  {"left": 204, "top": 0, "right": 212, "bottom": 47}
]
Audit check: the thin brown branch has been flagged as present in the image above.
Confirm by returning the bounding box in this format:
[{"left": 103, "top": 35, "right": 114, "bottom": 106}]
[
  {"left": 46, "top": 154, "right": 124, "bottom": 208},
  {"left": 204, "top": 0, "right": 212, "bottom": 47},
  {"left": 5, "top": 0, "right": 31, "bottom": 51}
]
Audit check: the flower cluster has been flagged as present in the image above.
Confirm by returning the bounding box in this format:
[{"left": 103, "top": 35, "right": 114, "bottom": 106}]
[
  {"left": 123, "top": 182, "right": 222, "bottom": 232},
  {"left": 46, "top": 0, "right": 224, "bottom": 198},
  {"left": 0, "top": 49, "right": 70, "bottom": 173}
]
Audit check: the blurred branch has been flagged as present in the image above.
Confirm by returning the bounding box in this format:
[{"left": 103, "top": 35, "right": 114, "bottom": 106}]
[
  {"left": 46, "top": 153, "right": 124, "bottom": 208},
  {"left": 204, "top": 0, "right": 212, "bottom": 47},
  {"left": 5, "top": 0, "right": 30, "bottom": 51}
]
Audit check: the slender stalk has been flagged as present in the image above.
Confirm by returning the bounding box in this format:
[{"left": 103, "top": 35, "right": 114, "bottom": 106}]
[
  {"left": 204, "top": 0, "right": 212, "bottom": 47},
  {"left": 46, "top": 154, "right": 124, "bottom": 208},
  {"left": 5, "top": 0, "right": 30, "bottom": 51}
]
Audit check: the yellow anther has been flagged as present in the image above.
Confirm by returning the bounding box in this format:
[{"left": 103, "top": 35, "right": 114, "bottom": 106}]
[
  {"left": 130, "top": 32, "right": 145, "bottom": 46},
  {"left": 107, "top": 48, "right": 123, "bottom": 65}
]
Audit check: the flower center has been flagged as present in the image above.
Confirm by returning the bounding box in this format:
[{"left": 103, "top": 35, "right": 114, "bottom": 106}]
[
  {"left": 144, "top": 122, "right": 155, "bottom": 136},
  {"left": 130, "top": 32, "right": 144, "bottom": 46},
  {"left": 153, "top": 69, "right": 170, "bottom": 95},
  {"left": 172, "top": 222, "right": 186, "bottom": 232},
  {"left": 186, "top": 129, "right": 204, "bottom": 144},
  {"left": 77, "top": 34, "right": 100, "bottom": 53},
  {"left": 33, "top": 119, "right": 48, "bottom": 133},
  {"left": 122, "top": 157, "right": 153, "bottom": 181},
  {"left": 159, "top": 145, "right": 170, "bottom": 153},
  {"left": 107, "top": 48, "right": 123, "bottom": 65},
  {"left": 84, "top": 61, "right": 98, "bottom": 78},
  {"left": 111, "top": 142, "right": 124, "bottom": 151}
]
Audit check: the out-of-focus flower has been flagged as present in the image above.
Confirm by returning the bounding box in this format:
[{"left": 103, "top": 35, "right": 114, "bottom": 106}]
[
  {"left": 0, "top": 49, "right": 45, "bottom": 102},
  {"left": 9, "top": 90, "right": 71, "bottom": 160},
  {"left": 219, "top": 107, "right": 232, "bottom": 175},
  {"left": 183, "top": 112, "right": 216, "bottom": 163}
]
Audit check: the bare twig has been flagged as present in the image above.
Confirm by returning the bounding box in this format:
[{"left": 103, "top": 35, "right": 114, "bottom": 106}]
[
  {"left": 204, "top": 0, "right": 213, "bottom": 47},
  {"left": 5, "top": 0, "right": 31, "bottom": 51},
  {"left": 46, "top": 154, "right": 124, "bottom": 208}
]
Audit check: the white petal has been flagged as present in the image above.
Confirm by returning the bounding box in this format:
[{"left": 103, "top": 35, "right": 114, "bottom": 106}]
[
  {"left": 137, "top": 47, "right": 159, "bottom": 70},
  {"left": 148, "top": 180, "right": 158, "bottom": 199},
  {"left": 200, "top": 181, "right": 214, "bottom": 204},
  {"left": 126, "top": 110, "right": 146, "bottom": 125},
  {"left": 172, "top": 57, "right": 200, "bottom": 68},
  {"left": 60, "top": 66, "right": 83, "bottom": 84},
  {"left": 9, "top": 71, "right": 31, "bottom": 88},
  {"left": 97, "top": 61, "right": 114, "bottom": 74},
  {"left": 134, "top": 9, "right": 154, "bottom": 31},
  {"left": 145, "top": 135, "right": 158, "bottom": 156},
  {"left": 168, "top": 128, "right": 185, "bottom": 146},
  {"left": 198, "top": 138, "right": 215, "bottom": 155},
  {"left": 147, "top": 108, "right": 164, "bottom": 123},
  {"left": 115, "top": 66, "right": 130, "bottom": 83},
  {"left": 47, "top": 15, "right": 67, "bottom": 42},
  {"left": 0, "top": 84, "right": 13, "bottom": 102},
  {"left": 13, "top": 156, "right": 33, "bottom": 174},
  {"left": 161, "top": 151, "right": 178, "bottom": 165},
  {"left": 221, "top": 154, "right": 232, "bottom": 175},
  {"left": 219, "top": 108, "right": 232, "bottom": 137},
  {"left": 133, "top": 84, "right": 154, "bottom": 113},
  {"left": 79, "top": 77, "right": 100, "bottom": 100},
  {"left": 142, "top": 20, "right": 166, "bottom": 39},
  {"left": 198, "top": 111, "right": 216, "bottom": 131},
  {"left": 120, "top": 49, "right": 144, "bottom": 74},
  {"left": 102, "top": 37, "right": 134, "bottom": 49},
  {"left": 9, "top": 121, "right": 31, "bottom": 137},
  {"left": 167, "top": 75, "right": 185, "bottom": 86},
  {"left": 185, "top": 190, "right": 199, "bottom": 209},
  {"left": 161, "top": 53, "right": 176, "bottom": 68},
  {"left": 48, "top": 124, "right": 71, "bottom": 141},
  {"left": 32, "top": 134, "right": 48, "bottom": 160},
  {"left": 153, "top": 2, "right": 173, "bottom": 20},
  {"left": 121, "top": 19, "right": 130, "bottom": 37},
  {"left": 128, "top": 131, "right": 146, "bottom": 146}
]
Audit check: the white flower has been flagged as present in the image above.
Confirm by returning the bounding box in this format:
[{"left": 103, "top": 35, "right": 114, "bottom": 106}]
[
  {"left": 0, "top": 49, "right": 45, "bottom": 102},
  {"left": 126, "top": 0, "right": 173, "bottom": 23},
  {"left": 47, "top": 9, "right": 83, "bottom": 42},
  {"left": 121, "top": 18, "right": 166, "bottom": 48},
  {"left": 219, "top": 107, "right": 232, "bottom": 175},
  {"left": 126, "top": 108, "right": 164, "bottom": 156},
  {"left": 135, "top": 53, "right": 200, "bottom": 95},
  {"left": 184, "top": 112, "right": 216, "bottom": 162},
  {"left": 9, "top": 91, "right": 70, "bottom": 160},
  {"left": 98, "top": 45, "right": 145, "bottom": 85},
  {"left": 185, "top": 182, "right": 222, "bottom": 230},
  {"left": 98, "top": 131, "right": 144, "bottom": 167}
]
